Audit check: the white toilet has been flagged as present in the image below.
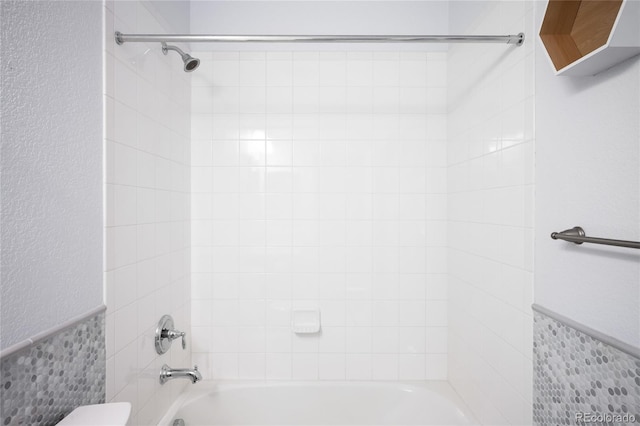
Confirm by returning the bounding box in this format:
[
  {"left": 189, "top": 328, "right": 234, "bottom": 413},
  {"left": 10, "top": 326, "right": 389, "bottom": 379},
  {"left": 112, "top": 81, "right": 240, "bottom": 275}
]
[{"left": 56, "top": 402, "right": 131, "bottom": 426}]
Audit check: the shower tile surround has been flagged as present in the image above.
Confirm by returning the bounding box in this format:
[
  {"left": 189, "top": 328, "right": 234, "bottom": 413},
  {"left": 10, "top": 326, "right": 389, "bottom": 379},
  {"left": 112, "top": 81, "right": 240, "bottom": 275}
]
[
  {"left": 190, "top": 51, "right": 449, "bottom": 381},
  {"left": 447, "top": 2, "right": 534, "bottom": 425},
  {"left": 533, "top": 310, "right": 640, "bottom": 426},
  {"left": 0, "top": 312, "right": 105, "bottom": 426},
  {"left": 105, "top": 2, "right": 192, "bottom": 425}
]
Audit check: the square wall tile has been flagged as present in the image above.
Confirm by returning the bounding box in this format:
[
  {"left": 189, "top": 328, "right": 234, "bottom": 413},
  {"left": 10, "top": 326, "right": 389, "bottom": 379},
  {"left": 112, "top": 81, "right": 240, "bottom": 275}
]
[{"left": 192, "top": 51, "right": 450, "bottom": 383}]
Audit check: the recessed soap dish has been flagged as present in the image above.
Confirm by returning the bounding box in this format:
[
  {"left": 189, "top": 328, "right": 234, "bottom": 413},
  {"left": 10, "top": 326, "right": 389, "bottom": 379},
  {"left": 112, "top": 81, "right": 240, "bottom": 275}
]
[{"left": 292, "top": 309, "right": 321, "bottom": 334}]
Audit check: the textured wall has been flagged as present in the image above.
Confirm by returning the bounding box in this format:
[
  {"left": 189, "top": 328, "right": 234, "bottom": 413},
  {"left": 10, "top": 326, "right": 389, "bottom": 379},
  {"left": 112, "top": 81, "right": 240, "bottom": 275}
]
[
  {"left": 0, "top": 1, "right": 103, "bottom": 351},
  {"left": 105, "top": 2, "right": 192, "bottom": 424},
  {"left": 447, "top": 1, "right": 535, "bottom": 424},
  {"left": 534, "top": 1, "right": 640, "bottom": 349}
]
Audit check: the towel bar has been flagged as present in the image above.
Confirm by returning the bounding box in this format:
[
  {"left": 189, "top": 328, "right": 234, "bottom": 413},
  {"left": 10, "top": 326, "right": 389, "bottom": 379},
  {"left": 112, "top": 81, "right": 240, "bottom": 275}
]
[{"left": 551, "top": 226, "right": 640, "bottom": 250}]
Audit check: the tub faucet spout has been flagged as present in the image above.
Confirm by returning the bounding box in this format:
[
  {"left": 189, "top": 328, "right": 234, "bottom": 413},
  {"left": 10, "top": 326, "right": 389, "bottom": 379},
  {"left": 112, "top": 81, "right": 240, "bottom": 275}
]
[{"left": 160, "top": 364, "right": 202, "bottom": 385}]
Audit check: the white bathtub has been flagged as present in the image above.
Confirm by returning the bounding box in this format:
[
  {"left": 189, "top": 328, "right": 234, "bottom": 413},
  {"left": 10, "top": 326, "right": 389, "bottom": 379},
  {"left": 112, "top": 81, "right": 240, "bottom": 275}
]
[{"left": 157, "top": 381, "right": 478, "bottom": 425}]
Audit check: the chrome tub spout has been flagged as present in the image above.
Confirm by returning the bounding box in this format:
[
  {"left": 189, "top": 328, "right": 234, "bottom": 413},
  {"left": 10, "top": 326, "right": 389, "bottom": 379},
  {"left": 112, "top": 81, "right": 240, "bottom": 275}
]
[{"left": 160, "top": 364, "right": 202, "bottom": 384}]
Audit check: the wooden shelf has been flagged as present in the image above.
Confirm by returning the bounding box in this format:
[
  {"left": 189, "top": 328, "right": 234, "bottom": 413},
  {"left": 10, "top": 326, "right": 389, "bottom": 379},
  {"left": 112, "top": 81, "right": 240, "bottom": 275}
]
[{"left": 539, "top": 0, "right": 640, "bottom": 76}]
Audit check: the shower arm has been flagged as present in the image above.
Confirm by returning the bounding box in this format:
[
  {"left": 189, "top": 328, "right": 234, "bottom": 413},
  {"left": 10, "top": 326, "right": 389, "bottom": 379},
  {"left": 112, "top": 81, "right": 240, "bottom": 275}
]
[
  {"left": 161, "top": 42, "right": 186, "bottom": 57},
  {"left": 115, "top": 32, "right": 525, "bottom": 46}
]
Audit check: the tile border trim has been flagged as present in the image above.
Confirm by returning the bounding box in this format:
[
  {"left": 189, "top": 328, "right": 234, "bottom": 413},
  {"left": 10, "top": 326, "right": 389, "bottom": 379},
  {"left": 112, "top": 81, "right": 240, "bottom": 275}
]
[
  {"left": 0, "top": 304, "right": 106, "bottom": 360},
  {"left": 532, "top": 303, "right": 640, "bottom": 359}
]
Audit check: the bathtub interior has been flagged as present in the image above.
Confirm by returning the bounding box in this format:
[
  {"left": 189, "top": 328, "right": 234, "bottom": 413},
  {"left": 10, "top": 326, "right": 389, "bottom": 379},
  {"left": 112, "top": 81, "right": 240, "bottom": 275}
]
[{"left": 158, "top": 381, "right": 478, "bottom": 426}]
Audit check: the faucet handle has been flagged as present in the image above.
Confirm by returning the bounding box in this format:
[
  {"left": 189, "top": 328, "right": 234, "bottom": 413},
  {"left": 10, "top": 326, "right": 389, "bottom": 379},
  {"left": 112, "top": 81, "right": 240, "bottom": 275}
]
[
  {"left": 155, "top": 315, "right": 187, "bottom": 354},
  {"left": 165, "top": 329, "right": 187, "bottom": 350}
]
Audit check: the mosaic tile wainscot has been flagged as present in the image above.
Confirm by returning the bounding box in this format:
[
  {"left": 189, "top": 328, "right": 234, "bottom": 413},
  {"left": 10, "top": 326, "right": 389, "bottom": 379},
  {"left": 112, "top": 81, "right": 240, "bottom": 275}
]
[
  {"left": 533, "top": 308, "right": 640, "bottom": 426},
  {"left": 0, "top": 310, "right": 105, "bottom": 426}
]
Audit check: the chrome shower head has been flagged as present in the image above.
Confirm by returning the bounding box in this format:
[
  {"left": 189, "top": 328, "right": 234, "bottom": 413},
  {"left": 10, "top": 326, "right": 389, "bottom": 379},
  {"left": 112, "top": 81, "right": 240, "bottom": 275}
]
[{"left": 161, "top": 42, "right": 200, "bottom": 72}]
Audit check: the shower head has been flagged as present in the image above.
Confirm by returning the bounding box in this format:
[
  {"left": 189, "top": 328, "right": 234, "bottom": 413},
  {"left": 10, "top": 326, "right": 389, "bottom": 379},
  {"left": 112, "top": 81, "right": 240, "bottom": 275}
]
[{"left": 161, "top": 42, "right": 200, "bottom": 72}]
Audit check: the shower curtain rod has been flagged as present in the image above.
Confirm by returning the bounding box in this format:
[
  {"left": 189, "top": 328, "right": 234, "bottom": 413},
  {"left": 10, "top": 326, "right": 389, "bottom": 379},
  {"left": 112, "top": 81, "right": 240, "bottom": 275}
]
[{"left": 115, "top": 32, "right": 525, "bottom": 46}]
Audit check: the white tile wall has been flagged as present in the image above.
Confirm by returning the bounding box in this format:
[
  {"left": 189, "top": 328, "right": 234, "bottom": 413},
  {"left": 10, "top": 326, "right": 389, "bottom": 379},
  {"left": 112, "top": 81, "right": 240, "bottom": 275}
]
[
  {"left": 191, "top": 51, "right": 448, "bottom": 381},
  {"left": 105, "top": 2, "right": 191, "bottom": 425},
  {"left": 105, "top": 2, "right": 536, "bottom": 420},
  {"left": 447, "top": 2, "right": 534, "bottom": 425}
]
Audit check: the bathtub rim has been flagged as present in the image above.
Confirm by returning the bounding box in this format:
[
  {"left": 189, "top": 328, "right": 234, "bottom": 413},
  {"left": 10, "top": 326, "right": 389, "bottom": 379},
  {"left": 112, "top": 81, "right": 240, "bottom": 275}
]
[{"left": 157, "top": 380, "right": 478, "bottom": 426}]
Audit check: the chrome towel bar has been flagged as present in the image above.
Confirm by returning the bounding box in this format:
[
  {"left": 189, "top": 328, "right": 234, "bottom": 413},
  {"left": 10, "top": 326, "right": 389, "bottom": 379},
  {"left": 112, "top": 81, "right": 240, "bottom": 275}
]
[{"left": 551, "top": 226, "right": 640, "bottom": 250}]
